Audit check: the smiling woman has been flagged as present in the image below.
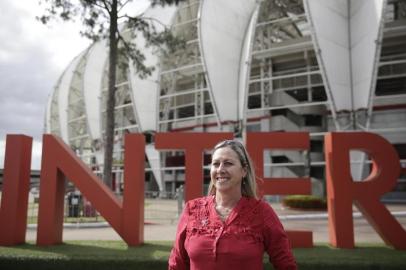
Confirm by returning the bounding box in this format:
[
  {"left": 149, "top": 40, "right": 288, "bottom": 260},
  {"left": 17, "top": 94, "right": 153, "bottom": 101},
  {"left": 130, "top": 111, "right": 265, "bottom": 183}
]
[
  {"left": 168, "top": 139, "right": 297, "bottom": 270},
  {"left": 209, "top": 140, "right": 256, "bottom": 199},
  {"left": 211, "top": 146, "right": 247, "bottom": 221},
  {"left": 211, "top": 147, "right": 246, "bottom": 199}
]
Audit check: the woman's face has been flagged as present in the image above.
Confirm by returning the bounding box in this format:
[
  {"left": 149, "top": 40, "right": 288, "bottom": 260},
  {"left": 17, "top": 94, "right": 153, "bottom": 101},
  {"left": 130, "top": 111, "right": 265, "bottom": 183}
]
[{"left": 210, "top": 146, "right": 247, "bottom": 195}]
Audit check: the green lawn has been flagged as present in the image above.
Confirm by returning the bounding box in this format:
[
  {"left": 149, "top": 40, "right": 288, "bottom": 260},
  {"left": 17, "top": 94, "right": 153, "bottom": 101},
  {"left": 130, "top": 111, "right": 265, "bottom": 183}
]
[{"left": 0, "top": 241, "right": 405, "bottom": 269}]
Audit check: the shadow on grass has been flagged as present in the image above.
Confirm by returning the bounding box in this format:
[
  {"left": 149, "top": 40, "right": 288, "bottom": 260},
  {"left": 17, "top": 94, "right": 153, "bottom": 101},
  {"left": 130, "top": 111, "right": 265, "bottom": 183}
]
[
  {"left": 0, "top": 241, "right": 173, "bottom": 270},
  {"left": 1, "top": 242, "right": 406, "bottom": 270},
  {"left": 293, "top": 244, "right": 406, "bottom": 270},
  {"left": 7, "top": 240, "right": 172, "bottom": 258}
]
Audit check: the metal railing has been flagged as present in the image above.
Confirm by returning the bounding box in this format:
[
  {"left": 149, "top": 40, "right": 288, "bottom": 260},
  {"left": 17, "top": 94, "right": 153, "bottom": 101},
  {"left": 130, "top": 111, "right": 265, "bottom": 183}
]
[{"left": 26, "top": 189, "right": 184, "bottom": 226}]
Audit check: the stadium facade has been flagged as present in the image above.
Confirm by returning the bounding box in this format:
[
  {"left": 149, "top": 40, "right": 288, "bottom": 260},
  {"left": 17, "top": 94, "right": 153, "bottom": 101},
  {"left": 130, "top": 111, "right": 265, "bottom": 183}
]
[{"left": 45, "top": 0, "right": 406, "bottom": 200}]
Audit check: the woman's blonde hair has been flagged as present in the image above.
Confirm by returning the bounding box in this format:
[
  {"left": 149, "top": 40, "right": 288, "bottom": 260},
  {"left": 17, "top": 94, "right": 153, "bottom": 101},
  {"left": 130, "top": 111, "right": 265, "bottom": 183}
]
[{"left": 208, "top": 139, "right": 257, "bottom": 198}]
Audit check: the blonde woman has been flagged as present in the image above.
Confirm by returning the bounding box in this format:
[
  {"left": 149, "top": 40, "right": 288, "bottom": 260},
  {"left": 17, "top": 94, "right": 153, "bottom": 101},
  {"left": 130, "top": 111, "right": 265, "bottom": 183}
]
[{"left": 169, "top": 140, "right": 297, "bottom": 270}]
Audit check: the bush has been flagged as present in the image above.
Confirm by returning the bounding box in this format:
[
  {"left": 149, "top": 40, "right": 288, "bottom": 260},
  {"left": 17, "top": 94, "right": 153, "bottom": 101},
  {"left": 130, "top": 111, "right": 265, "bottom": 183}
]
[{"left": 282, "top": 195, "right": 327, "bottom": 210}]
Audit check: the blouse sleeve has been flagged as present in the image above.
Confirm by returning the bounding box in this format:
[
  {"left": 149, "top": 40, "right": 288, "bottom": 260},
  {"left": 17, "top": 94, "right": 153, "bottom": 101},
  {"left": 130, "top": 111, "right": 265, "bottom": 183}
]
[
  {"left": 168, "top": 201, "right": 190, "bottom": 270},
  {"left": 262, "top": 202, "right": 297, "bottom": 270}
]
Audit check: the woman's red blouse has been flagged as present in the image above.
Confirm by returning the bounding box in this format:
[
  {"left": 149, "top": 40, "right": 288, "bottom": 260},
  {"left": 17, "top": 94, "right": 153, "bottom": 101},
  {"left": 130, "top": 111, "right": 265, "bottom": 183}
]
[{"left": 168, "top": 196, "right": 297, "bottom": 270}]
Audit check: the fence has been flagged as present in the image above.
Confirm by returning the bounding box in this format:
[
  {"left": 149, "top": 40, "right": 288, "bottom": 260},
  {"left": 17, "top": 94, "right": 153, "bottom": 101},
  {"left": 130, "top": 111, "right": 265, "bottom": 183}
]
[{"left": 26, "top": 188, "right": 184, "bottom": 225}]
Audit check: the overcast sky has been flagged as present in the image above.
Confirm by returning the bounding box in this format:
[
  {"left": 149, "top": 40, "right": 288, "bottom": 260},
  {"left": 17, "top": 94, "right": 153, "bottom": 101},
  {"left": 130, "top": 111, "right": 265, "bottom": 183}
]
[
  {"left": 0, "top": 1, "right": 91, "bottom": 169},
  {"left": 0, "top": 0, "right": 151, "bottom": 170}
]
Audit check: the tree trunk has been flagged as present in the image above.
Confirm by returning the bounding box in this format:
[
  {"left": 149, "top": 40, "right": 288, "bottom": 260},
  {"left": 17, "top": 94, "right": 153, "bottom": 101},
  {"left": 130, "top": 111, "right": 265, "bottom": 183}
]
[{"left": 103, "top": 0, "right": 118, "bottom": 189}]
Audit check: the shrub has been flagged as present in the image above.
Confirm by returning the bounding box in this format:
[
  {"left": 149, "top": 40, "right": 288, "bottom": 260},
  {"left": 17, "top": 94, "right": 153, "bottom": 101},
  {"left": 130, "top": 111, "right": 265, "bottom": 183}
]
[{"left": 282, "top": 195, "right": 327, "bottom": 210}]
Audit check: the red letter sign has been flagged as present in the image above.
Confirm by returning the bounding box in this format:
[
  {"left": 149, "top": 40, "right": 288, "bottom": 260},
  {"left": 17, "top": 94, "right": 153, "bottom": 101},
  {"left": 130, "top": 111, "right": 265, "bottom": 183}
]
[
  {"left": 325, "top": 132, "right": 406, "bottom": 249},
  {"left": 37, "top": 134, "right": 145, "bottom": 246},
  {"left": 155, "top": 133, "right": 233, "bottom": 201},
  {"left": 247, "top": 132, "right": 313, "bottom": 248},
  {"left": 0, "top": 135, "right": 32, "bottom": 245}
]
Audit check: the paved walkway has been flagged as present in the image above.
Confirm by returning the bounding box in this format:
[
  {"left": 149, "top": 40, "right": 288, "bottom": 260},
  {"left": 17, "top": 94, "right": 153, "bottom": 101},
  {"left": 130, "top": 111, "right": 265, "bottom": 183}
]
[{"left": 26, "top": 201, "right": 406, "bottom": 244}]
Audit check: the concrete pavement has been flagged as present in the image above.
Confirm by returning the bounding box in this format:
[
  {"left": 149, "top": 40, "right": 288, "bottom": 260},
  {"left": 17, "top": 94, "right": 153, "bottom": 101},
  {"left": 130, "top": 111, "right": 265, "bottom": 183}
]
[{"left": 25, "top": 200, "right": 406, "bottom": 244}]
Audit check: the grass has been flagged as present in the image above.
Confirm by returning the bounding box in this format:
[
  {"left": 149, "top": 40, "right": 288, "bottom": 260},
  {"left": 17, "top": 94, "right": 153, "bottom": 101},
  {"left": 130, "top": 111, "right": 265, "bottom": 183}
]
[
  {"left": 0, "top": 241, "right": 170, "bottom": 270},
  {"left": 292, "top": 244, "right": 406, "bottom": 269},
  {"left": 27, "top": 216, "right": 107, "bottom": 224},
  {"left": 1, "top": 241, "right": 406, "bottom": 269}
]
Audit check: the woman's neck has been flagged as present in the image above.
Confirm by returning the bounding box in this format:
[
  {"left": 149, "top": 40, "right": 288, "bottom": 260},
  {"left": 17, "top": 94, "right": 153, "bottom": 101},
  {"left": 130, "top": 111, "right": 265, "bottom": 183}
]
[{"left": 215, "top": 191, "right": 242, "bottom": 208}]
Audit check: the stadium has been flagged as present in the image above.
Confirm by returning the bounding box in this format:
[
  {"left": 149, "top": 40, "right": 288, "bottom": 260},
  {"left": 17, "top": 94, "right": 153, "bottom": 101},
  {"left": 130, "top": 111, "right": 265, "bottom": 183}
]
[{"left": 45, "top": 0, "right": 406, "bottom": 201}]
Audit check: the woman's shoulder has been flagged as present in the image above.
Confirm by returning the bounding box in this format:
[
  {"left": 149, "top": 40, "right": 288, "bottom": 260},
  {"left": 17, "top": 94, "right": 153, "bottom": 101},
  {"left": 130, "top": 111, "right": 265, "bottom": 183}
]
[
  {"left": 185, "top": 196, "right": 212, "bottom": 210},
  {"left": 242, "top": 196, "right": 268, "bottom": 207},
  {"left": 242, "top": 197, "right": 276, "bottom": 215}
]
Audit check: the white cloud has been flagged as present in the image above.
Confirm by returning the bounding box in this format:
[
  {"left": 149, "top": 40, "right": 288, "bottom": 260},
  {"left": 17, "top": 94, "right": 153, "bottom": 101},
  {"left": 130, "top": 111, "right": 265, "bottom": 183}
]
[
  {"left": 0, "top": 139, "right": 42, "bottom": 170},
  {"left": 0, "top": 0, "right": 152, "bottom": 169},
  {"left": 32, "top": 140, "right": 43, "bottom": 170},
  {"left": 0, "top": 0, "right": 90, "bottom": 168},
  {"left": 0, "top": 140, "right": 4, "bottom": 169}
]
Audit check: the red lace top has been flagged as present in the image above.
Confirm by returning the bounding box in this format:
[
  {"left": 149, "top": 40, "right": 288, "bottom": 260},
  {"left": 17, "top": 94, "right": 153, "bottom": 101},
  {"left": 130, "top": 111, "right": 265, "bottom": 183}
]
[{"left": 168, "top": 196, "right": 297, "bottom": 270}]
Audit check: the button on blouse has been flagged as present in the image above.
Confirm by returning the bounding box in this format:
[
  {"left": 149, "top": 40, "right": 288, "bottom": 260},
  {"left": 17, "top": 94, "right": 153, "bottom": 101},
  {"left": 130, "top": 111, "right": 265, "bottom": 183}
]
[{"left": 168, "top": 196, "right": 297, "bottom": 270}]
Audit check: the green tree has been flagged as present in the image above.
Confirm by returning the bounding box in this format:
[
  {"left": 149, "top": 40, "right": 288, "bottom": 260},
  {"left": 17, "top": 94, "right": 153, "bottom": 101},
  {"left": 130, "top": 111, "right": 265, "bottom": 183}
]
[{"left": 38, "top": 0, "right": 185, "bottom": 188}]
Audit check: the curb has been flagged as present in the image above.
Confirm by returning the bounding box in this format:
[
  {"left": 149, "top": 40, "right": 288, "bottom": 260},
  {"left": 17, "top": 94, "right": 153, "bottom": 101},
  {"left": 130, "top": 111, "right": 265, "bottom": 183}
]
[{"left": 26, "top": 211, "right": 406, "bottom": 229}]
